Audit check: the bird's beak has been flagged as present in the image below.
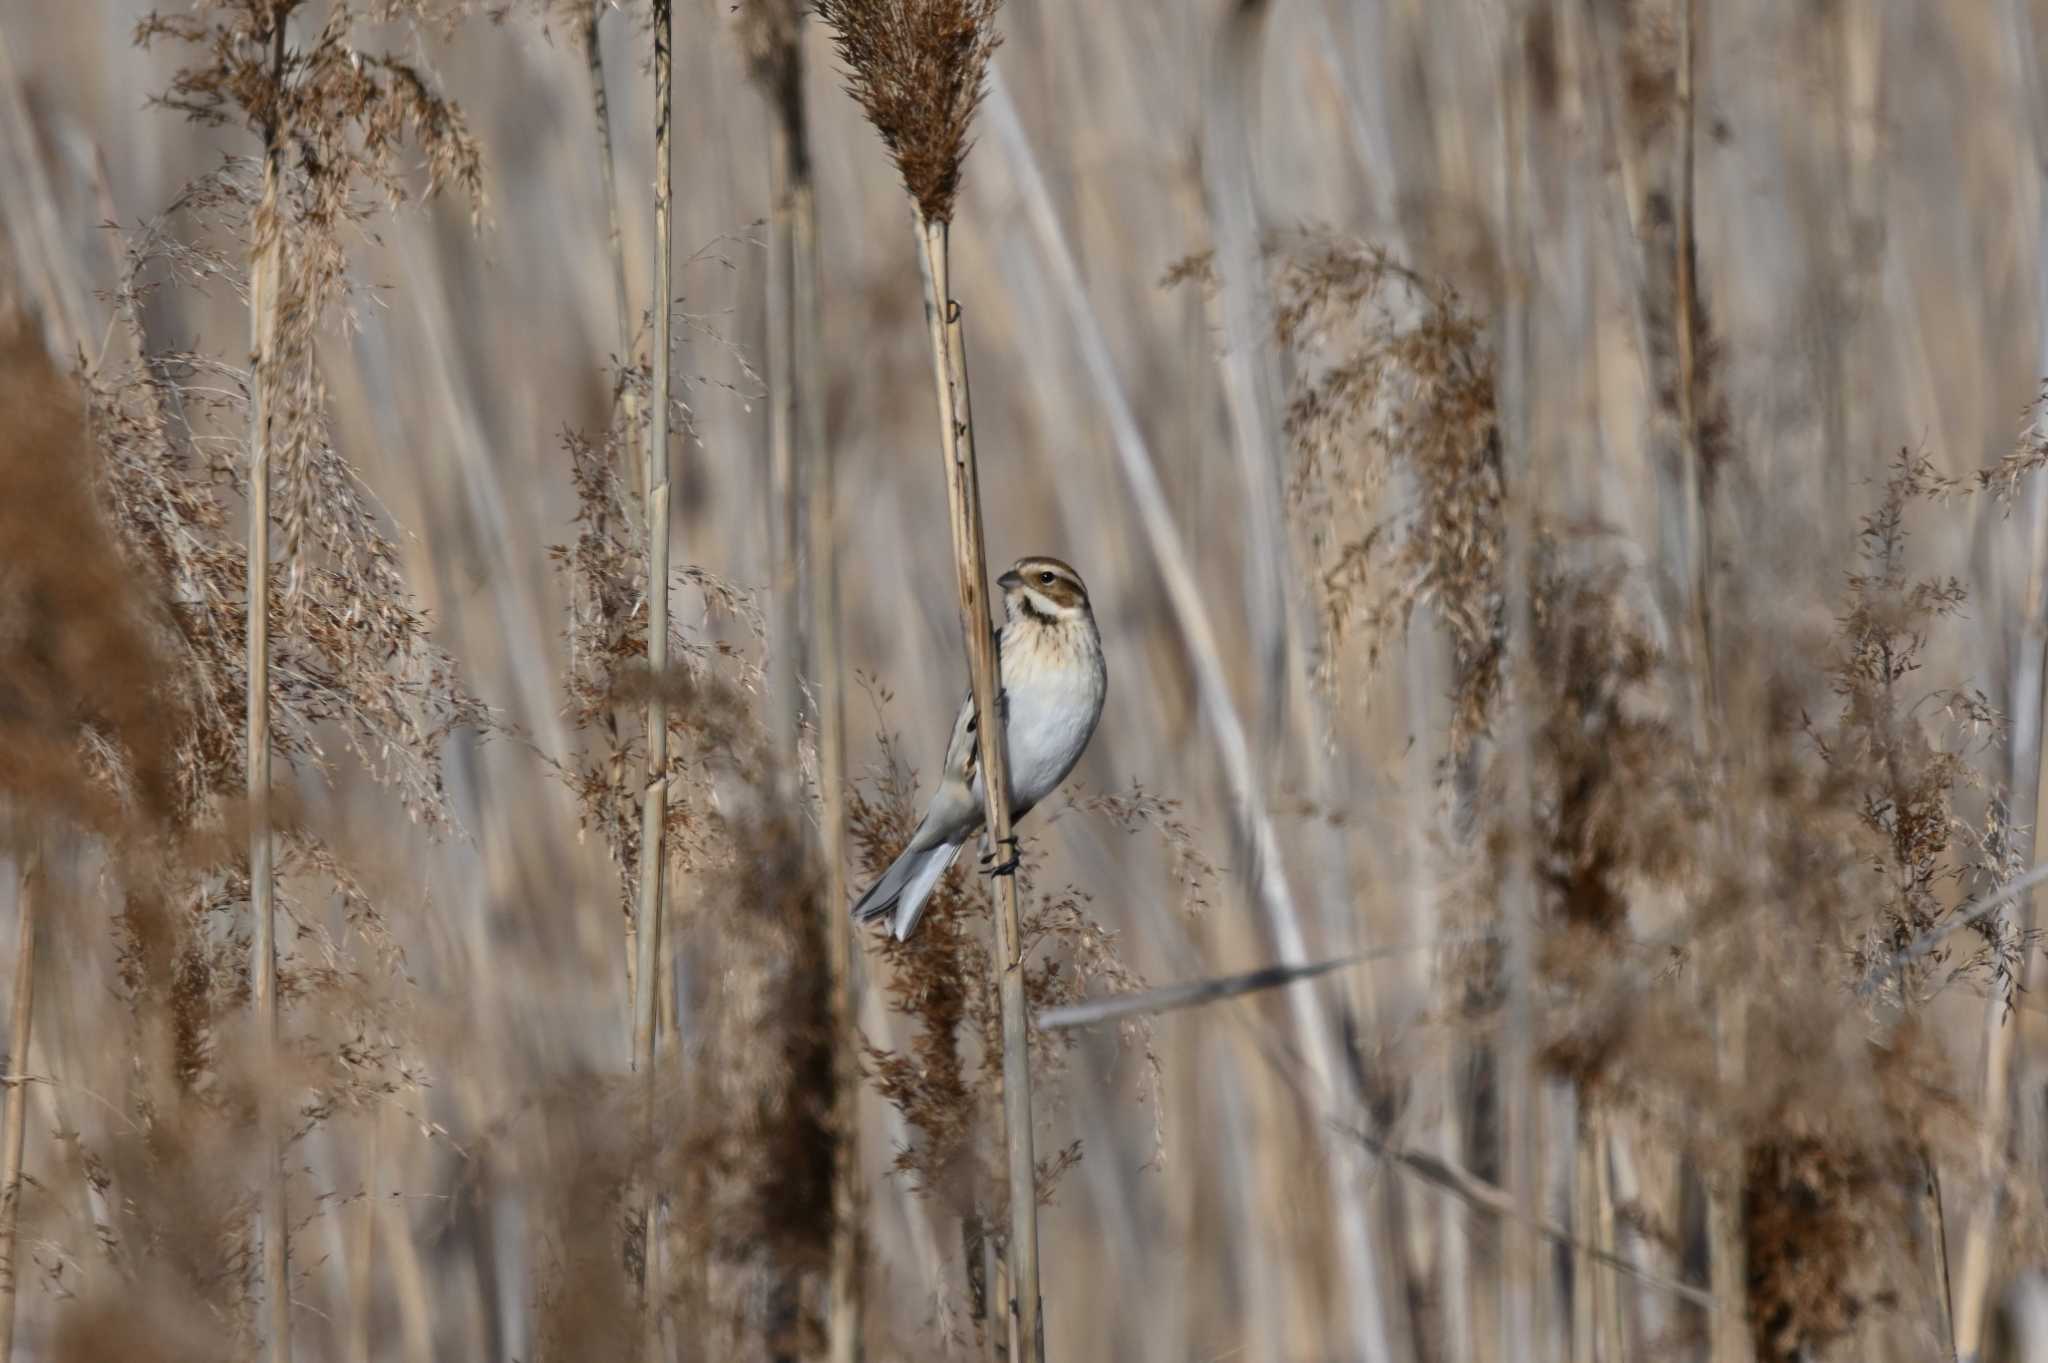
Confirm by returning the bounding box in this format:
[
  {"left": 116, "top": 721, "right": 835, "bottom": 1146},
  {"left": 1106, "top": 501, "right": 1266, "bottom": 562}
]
[{"left": 998, "top": 568, "right": 1023, "bottom": 590}]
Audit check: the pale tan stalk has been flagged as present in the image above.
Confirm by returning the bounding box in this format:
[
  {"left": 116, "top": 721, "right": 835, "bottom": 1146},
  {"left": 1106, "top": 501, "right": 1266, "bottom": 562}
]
[
  {"left": 797, "top": 161, "right": 864, "bottom": 1363},
  {"left": 583, "top": 0, "right": 650, "bottom": 1041},
  {"left": 1496, "top": 5, "right": 1540, "bottom": 1353},
  {"left": 915, "top": 215, "right": 1042, "bottom": 1363},
  {"left": 582, "top": 1, "right": 645, "bottom": 498},
  {"left": 1955, "top": 414, "right": 2048, "bottom": 1361},
  {"left": 1200, "top": 0, "right": 1290, "bottom": 751},
  {"left": 347, "top": 1109, "right": 378, "bottom": 1363},
  {"left": 1956, "top": 1, "right": 2048, "bottom": 1348},
  {"left": 248, "top": 15, "right": 290, "bottom": 1357},
  {"left": 0, "top": 853, "right": 38, "bottom": 1363},
  {"left": 636, "top": 0, "right": 675, "bottom": 1352},
  {"left": 983, "top": 70, "right": 1395, "bottom": 1361},
  {"left": 1573, "top": 1115, "right": 1597, "bottom": 1363},
  {"left": 1709, "top": 1001, "right": 1749, "bottom": 1363},
  {"left": 0, "top": 28, "right": 87, "bottom": 359},
  {"left": 1593, "top": 1115, "right": 1626, "bottom": 1362},
  {"left": 763, "top": 57, "right": 801, "bottom": 804}
]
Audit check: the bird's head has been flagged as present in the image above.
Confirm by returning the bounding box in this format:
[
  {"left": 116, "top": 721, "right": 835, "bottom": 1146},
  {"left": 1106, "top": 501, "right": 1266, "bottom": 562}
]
[{"left": 998, "top": 556, "right": 1091, "bottom": 624}]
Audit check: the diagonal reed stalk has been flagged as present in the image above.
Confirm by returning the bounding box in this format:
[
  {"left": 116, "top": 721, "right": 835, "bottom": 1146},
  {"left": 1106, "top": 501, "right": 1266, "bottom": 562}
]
[
  {"left": 917, "top": 214, "right": 1044, "bottom": 1363},
  {"left": 982, "top": 66, "right": 1398, "bottom": 1361},
  {"left": 247, "top": 12, "right": 290, "bottom": 1358},
  {"left": 636, "top": 0, "right": 675, "bottom": 1352},
  {"left": 0, "top": 850, "right": 37, "bottom": 1363}
]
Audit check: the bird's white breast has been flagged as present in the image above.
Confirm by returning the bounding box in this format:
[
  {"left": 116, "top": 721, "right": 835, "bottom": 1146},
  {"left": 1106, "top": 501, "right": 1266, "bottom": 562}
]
[{"left": 990, "top": 621, "right": 1106, "bottom": 811}]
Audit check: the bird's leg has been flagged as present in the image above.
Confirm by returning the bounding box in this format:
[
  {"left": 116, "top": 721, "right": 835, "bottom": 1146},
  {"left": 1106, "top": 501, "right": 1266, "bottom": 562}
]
[{"left": 979, "top": 835, "right": 1022, "bottom": 877}]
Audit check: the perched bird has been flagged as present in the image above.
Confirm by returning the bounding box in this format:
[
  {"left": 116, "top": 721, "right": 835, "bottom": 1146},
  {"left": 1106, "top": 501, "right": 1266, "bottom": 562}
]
[{"left": 852, "top": 555, "right": 1107, "bottom": 941}]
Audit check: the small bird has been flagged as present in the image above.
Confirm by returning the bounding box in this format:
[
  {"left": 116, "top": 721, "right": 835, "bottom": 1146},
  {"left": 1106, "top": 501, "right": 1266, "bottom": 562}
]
[{"left": 852, "top": 555, "right": 1107, "bottom": 941}]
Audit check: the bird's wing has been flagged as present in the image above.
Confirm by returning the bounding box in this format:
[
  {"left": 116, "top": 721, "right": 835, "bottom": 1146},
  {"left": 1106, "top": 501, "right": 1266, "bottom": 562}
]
[
  {"left": 940, "top": 626, "right": 1010, "bottom": 782},
  {"left": 914, "top": 629, "right": 1005, "bottom": 850}
]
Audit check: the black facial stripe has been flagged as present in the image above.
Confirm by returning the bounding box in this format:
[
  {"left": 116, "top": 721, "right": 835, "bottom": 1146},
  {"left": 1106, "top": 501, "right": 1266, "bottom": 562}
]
[{"left": 1018, "top": 594, "right": 1057, "bottom": 624}]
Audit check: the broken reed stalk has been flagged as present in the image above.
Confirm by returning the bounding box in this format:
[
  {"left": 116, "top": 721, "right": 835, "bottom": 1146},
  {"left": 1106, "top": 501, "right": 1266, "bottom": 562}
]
[
  {"left": 636, "top": 0, "right": 675, "bottom": 1350},
  {"left": 790, "top": 78, "right": 866, "bottom": 1363},
  {"left": 918, "top": 214, "right": 1044, "bottom": 1363},
  {"left": 247, "top": 15, "right": 290, "bottom": 1357},
  {"left": 0, "top": 852, "right": 37, "bottom": 1363}
]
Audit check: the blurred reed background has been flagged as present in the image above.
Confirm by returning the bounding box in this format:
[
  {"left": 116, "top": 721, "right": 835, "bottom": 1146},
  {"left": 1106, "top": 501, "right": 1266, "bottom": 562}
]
[{"left": 4, "top": 0, "right": 2048, "bottom": 1360}]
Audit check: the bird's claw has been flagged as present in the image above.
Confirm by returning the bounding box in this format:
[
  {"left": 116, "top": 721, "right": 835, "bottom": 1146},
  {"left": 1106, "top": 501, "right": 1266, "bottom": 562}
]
[{"left": 979, "top": 836, "right": 1022, "bottom": 878}]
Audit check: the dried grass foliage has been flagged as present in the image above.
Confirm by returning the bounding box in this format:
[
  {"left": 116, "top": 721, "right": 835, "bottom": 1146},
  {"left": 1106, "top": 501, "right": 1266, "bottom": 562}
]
[
  {"left": 0, "top": 317, "right": 175, "bottom": 834},
  {"left": 0, "top": 6, "right": 506, "bottom": 1352},
  {"left": 847, "top": 713, "right": 1160, "bottom": 1228},
  {"left": 10, "top": 2, "right": 2048, "bottom": 1360},
  {"left": 544, "top": 398, "right": 845, "bottom": 1355},
  {"left": 1273, "top": 237, "right": 1504, "bottom": 752},
  {"left": 1267, "top": 218, "right": 2048, "bottom": 1358}
]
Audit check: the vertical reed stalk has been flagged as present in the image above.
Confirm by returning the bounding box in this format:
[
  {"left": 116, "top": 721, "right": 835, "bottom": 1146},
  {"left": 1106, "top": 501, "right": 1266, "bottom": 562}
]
[
  {"left": 1201, "top": 0, "right": 1290, "bottom": 753},
  {"left": 1497, "top": 5, "right": 1541, "bottom": 1354},
  {"left": 583, "top": 1, "right": 646, "bottom": 511},
  {"left": 1708, "top": 1006, "right": 1749, "bottom": 1363},
  {"left": 247, "top": 14, "right": 290, "bottom": 1356},
  {"left": 0, "top": 853, "right": 38, "bottom": 1363},
  {"left": 636, "top": 0, "right": 675, "bottom": 1352},
  {"left": 916, "top": 215, "right": 1043, "bottom": 1363},
  {"left": 762, "top": 41, "right": 802, "bottom": 802},
  {"left": 586, "top": 0, "right": 650, "bottom": 1043},
  {"left": 797, "top": 139, "right": 865, "bottom": 1363},
  {"left": 1573, "top": 1115, "right": 1597, "bottom": 1363},
  {"left": 1955, "top": 421, "right": 2048, "bottom": 1363},
  {"left": 1593, "top": 1116, "right": 1626, "bottom": 1362},
  {"left": 347, "top": 1107, "right": 379, "bottom": 1363},
  {"left": 1956, "top": 2, "right": 2048, "bottom": 1346}
]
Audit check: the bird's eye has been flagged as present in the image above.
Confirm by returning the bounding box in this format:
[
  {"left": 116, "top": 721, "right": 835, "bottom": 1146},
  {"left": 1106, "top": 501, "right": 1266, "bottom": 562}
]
[{"left": 1038, "top": 571, "right": 1056, "bottom": 585}]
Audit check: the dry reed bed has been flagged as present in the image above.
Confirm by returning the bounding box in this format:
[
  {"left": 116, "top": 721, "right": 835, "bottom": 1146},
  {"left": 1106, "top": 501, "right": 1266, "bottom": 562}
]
[{"left": 2, "top": 0, "right": 2048, "bottom": 1361}]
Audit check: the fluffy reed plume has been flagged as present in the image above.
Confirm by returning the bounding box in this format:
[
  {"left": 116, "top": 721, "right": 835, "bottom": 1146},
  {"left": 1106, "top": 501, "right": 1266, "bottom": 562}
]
[{"left": 812, "top": 0, "right": 1000, "bottom": 227}]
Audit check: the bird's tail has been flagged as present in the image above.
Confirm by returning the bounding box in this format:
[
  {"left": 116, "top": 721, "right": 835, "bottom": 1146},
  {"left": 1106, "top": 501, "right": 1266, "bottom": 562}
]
[{"left": 850, "top": 836, "right": 965, "bottom": 941}]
